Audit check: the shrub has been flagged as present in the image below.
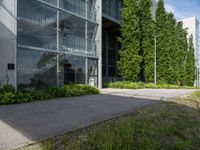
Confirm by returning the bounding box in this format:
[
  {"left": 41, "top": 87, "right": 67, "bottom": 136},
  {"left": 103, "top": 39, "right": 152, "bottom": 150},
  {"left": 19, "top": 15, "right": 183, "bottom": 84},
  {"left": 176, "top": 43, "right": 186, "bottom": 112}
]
[
  {"left": 0, "top": 92, "right": 15, "bottom": 104},
  {"left": 105, "top": 82, "right": 196, "bottom": 89},
  {"left": 145, "top": 83, "right": 159, "bottom": 89},
  {"left": 0, "top": 84, "right": 99, "bottom": 105},
  {"left": 15, "top": 92, "right": 33, "bottom": 103},
  {"left": 2, "top": 84, "right": 15, "bottom": 93}
]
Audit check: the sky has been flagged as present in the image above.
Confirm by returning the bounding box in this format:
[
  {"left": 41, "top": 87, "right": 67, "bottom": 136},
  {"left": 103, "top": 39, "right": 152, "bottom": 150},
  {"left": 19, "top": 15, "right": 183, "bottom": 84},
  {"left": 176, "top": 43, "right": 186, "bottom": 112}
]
[{"left": 163, "top": 0, "right": 200, "bottom": 20}]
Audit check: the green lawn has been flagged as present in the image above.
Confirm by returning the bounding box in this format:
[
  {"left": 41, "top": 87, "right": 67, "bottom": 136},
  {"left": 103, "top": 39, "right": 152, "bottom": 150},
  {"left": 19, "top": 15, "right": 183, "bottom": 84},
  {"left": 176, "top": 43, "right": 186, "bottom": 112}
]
[{"left": 20, "top": 92, "right": 200, "bottom": 150}]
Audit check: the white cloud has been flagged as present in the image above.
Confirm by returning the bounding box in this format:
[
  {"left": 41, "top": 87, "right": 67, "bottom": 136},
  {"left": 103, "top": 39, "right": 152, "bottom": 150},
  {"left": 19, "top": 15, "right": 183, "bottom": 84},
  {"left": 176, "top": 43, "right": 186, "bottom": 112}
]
[
  {"left": 165, "top": 4, "right": 175, "bottom": 13},
  {"left": 165, "top": 3, "right": 187, "bottom": 19}
]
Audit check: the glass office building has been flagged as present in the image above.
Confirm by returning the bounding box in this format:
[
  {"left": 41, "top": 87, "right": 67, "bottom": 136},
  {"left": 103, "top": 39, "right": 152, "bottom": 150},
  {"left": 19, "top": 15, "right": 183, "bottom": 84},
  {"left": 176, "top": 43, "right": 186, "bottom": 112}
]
[
  {"left": 0, "top": 0, "right": 102, "bottom": 89},
  {"left": 0, "top": 0, "right": 124, "bottom": 89},
  {"left": 17, "top": 0, "right": 99, "bottom": 88}
]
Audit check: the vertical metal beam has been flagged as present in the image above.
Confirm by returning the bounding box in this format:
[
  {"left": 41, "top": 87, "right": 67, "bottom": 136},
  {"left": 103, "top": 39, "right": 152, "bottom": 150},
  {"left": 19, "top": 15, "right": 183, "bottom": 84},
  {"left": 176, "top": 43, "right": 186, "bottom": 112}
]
[
  {"left": 85, "top": 0, "right": 88, "bottom": 84},
  {"left": 85, "top": 58, "right": 88, "bottom": 84},
  {"left": 56, "top": 0, "right": 60, "bottom": 87},
  {"left": 15, "top": 0, "right": 18, "bottom": 90},
  {"left": 106, "top": 31, "right": 109, "bottom": 81}
]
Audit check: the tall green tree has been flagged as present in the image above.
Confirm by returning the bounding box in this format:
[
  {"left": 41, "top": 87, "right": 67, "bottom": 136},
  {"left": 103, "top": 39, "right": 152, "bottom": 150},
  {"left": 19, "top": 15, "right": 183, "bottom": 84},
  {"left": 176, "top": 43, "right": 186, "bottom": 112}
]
[
  {"left": 174, "top": 22, "right": 188, "bottom": 85},
  {"left": 185, "top": 35, "right": 196, "bottom": 86},
  {"left": 155, "top": 0, "right": 187, "bottom": 85},
  {"left": 140, "top": 0, "right": 154, "bottom": 83},
  {"left": 118, "top": 0, "right": 154, "bottom": 82},
  {"left": 117, "top": 0, "right": 142, "bottom": 81},
  {"left": 155, "top": 0, "right": 168, "bottom": 84},
  {"left": 163, "top": 13, "right": 178, "bottom": 84},
  {"left": 118, "top": 0, "right": 196, "bottom": 86}
]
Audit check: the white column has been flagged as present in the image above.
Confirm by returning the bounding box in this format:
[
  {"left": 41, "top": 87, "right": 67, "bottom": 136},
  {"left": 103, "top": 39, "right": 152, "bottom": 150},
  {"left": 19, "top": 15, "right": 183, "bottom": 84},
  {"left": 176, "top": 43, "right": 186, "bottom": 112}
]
[
  {"left": 96, "top": 0, "right": 102, "bottom": 89},
  {"left": 85, "top": 0, "right": 88, "bottom": 85}
]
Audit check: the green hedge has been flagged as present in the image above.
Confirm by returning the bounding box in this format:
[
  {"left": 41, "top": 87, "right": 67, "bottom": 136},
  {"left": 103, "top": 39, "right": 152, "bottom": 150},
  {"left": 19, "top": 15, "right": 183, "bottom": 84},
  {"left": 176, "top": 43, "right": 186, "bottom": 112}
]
[
  {"left": 0, "top": 84, "right": 99, "bottom": 105},
  {"left": 104, "top": 82, "right": 198, "bottom": 89}
]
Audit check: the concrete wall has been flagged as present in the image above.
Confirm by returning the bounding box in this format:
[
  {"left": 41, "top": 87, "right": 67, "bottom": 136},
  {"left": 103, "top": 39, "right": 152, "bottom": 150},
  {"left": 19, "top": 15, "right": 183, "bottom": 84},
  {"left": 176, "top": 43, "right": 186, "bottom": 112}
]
[
  {"left": 0, "top": 0, "right": 17, "bottom": 87},
  {"left": 95, "top": 0, "right": 102, "bottom": 88}
]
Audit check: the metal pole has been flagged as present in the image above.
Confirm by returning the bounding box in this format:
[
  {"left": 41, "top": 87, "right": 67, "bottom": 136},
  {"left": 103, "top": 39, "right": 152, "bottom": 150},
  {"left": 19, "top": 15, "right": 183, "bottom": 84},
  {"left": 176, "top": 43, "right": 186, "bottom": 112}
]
[
  {"left": 56, "top": 0, "right": 60, "bottom": 87},
  {"left": 154, "top": 36, "right": 157, "bottom": 84},
  {"left": 85, "top": 0, "right": 88, "bottom": 84}
]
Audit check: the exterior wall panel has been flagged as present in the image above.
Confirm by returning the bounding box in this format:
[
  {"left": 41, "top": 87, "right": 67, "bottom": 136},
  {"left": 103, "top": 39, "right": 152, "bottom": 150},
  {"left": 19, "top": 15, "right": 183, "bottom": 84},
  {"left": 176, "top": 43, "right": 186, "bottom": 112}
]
[
  {"left": 102, "top": 0, "right": 122, "bottom": 24},
  {"left": 16, "top": 0, "right": 100, "bottom": 89},
  {"left": 0, "top": 0, "right": 17, "bottom": 87}
]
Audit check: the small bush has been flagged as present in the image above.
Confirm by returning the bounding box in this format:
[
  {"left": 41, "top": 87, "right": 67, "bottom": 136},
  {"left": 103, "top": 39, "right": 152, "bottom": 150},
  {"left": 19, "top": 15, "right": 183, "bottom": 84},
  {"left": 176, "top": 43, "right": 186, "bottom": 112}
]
[
  {"left": 145, "top": 83, "right": 159, "bottom": 89},
  {"left": 105, "top": 82, "right": 196, "bottom": 89},
  {"left": 15, "top": 92, "right": 33, "bottom": 103},
  {"left": 2, "top": 84, "right": 15, "bottom": 93},
  {"left": 0, "top": 84, "right": 99, "bottom": 105},
  {"left": 0, "top": 92, "right": 15, "bottom": 104}
]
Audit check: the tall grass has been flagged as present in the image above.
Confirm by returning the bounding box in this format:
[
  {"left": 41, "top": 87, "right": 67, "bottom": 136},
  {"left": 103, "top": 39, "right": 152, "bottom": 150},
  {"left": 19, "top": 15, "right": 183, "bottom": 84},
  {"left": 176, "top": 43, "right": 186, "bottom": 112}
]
[{"left": 41, "top": 100, "right": 200, "bottom": 150}]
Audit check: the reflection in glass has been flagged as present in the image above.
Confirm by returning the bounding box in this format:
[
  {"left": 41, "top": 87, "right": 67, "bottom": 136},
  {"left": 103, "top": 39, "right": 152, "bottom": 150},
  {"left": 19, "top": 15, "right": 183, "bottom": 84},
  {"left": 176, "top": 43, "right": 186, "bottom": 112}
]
[
  {"left": 59, "top": 55, "right": 85, "bottom": 85},
  {"left": 60, "top": 0, "right": 85, "bottom": 17},
  {"left": 59, "top": 11, "right": 97, "bottom": 56},
  {"left": 42, "top": 0, "right": 57, "bottom": 6},
  {"left": 17, "top": 0, "right": 99, "bottom": 89},
  {"left": 17, "top": 0, "right": 57, "bottom": 51},
  {"left": 17, "top": 49, "right": 57, "bottom": 89},
  {"left": 88, "top": 59, "right": 98, "bottom": 86}
]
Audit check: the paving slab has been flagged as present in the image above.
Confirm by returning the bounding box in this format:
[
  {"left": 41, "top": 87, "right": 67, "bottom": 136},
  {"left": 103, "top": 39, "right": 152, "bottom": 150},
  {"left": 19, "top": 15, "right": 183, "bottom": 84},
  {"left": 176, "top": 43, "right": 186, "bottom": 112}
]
[{"left": 0, "top": 89, "right": 196, "bottom": 150}]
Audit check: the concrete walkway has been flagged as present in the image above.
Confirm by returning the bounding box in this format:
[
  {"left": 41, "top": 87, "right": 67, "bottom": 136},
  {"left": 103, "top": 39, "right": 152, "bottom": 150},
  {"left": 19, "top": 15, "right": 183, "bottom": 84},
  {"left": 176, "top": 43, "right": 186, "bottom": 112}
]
[{"left": 0, "top": 89, "right": 196, "bottom": 150}]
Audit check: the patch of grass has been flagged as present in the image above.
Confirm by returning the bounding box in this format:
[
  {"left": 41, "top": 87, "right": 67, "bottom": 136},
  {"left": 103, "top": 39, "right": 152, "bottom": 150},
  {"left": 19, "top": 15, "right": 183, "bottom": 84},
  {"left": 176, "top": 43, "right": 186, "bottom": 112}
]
[
  {"left": 20, "top": 93, "right": 200, "bottom": 150},
  {"left": 104, "top": 81, "right": 199, "bottom": 89},
  {"left": 188, "top": 91, "right": 200, "bottom": 100},
  {"left": 16, "top": 92, "right": 200, "bottom": 150},
  {"left": 0, "top": 84, "right": 99, "bottom": 105}
]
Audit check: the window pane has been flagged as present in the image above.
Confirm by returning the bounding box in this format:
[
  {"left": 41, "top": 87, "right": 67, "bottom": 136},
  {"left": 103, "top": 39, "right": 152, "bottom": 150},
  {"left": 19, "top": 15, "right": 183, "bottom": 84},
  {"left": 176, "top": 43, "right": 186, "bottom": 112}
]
[
  {"left": 60, "top": 0, "right": 86, "bottom": 17},
  {"left": 42, "top": 0, "right": 57, "bottom": 6},
  {"left": 87, "top": 22, "right": 97, "bottom": 56},
  {"left": 17, "top": 49, "right": 57, "bottom": 89},
  {"left": 59, "top": 11, "right": 96, "bottom": 57},
  {"left": 59, "top": 55, "right": 85, "bottom": 85},
  {"left": 17, "top": 0, "right": 57, "bottom": 51},
  {"left": 87, "top": 0, "right": 97, "bottom": 22}
]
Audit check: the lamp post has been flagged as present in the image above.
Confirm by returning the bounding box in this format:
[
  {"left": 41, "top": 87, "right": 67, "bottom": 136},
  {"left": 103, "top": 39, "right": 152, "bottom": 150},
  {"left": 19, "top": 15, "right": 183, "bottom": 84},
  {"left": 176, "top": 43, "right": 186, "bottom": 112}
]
[{"left": 154, "top": 35, "right": 157, "bottom": 84}]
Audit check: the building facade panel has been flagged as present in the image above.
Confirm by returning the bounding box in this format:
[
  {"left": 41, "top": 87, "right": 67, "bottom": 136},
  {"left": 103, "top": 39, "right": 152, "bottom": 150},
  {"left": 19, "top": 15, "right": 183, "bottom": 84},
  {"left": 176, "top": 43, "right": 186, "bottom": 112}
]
[
  {"left": 102, "top": 0, "right": 122, "bottom": 23},
  {"left": 0, "top": 0, "right": 17, "bottom": 86},
  {"left": 16, "top": 0, "right": 100, "bottom": 89}
]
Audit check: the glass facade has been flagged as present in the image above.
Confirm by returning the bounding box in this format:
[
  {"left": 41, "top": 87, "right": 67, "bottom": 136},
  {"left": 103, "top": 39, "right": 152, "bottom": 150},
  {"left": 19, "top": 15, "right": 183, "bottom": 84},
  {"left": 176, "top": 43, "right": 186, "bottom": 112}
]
[
  {"left": 17, "top": 0, "right": 98, "bottom": 89},
  {"left": 102, "top": 0, "right": 122, "bottom": 82},
  {"left": 102, "top": 0, "right": 123, "bottom": 22}
]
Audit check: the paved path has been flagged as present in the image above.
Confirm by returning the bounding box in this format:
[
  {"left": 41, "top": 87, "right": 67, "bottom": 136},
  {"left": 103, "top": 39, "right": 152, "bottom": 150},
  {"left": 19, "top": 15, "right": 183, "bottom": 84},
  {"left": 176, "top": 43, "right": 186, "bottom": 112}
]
[
  {"left": 0, "top": 89, "right": 196, "bottom": 150},
  {"left": 101, "top": 88, "right": 196, "bottom": 100}
]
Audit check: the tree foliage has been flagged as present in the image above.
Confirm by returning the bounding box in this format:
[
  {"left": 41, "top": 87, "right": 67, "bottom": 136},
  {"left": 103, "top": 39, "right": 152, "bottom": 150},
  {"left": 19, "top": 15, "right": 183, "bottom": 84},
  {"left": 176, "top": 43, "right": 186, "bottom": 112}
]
[
  {"left": 118, "top": 0, "right": 154, "bottom": 82},
  {"left": 117, "top": 0, "right": 142, "bottom": 81},
  {"left": 185, "top": 35, "right": 196, "bottom": 86},
  {"left": 118, "top": 0, "right": 196, "bottom": 86}
]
